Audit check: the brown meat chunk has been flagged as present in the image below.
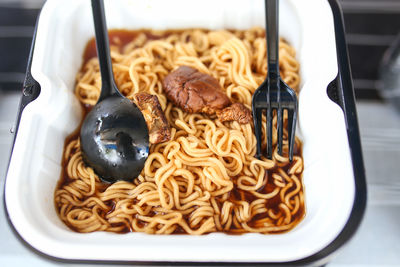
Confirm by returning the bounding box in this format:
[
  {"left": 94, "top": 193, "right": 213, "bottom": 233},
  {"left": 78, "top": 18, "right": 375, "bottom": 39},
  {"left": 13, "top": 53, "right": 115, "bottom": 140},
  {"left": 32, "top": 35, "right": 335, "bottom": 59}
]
[
  {"left": 163, "top": 66, "right": 231, "bottom": 115},
  {"left": 217, "top": 103, "right": 252, "bottom": 124},
  {"left": 133, "top": 93, "right": 171, "bottom": 144}
]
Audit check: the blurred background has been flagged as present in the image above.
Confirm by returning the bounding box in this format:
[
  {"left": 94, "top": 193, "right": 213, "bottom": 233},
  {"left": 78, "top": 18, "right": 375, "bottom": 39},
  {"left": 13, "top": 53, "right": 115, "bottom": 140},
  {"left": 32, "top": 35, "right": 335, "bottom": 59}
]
[{"left": 0, "top": 0, "right": 399, "bottom": 266}]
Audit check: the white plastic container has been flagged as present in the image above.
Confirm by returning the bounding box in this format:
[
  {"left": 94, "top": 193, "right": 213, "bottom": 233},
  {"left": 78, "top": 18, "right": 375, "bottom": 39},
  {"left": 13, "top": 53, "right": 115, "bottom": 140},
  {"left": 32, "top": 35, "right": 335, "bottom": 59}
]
[{"left": 4, "top": 0, "right": 366, "bottom": 264}]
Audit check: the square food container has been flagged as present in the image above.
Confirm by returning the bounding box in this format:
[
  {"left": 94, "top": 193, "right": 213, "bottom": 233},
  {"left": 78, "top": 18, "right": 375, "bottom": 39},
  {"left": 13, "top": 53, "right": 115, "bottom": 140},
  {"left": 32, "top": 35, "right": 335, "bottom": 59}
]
[{"left": 4, "top": 0, "right": 367, "bottom": 265}]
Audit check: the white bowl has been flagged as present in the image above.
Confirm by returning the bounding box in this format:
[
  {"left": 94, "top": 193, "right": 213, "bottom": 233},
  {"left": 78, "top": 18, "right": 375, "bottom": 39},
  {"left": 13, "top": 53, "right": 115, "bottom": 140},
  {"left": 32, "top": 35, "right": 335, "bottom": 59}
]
[{"left": 5, "top": 0, "right": 362, "bottom": 264}]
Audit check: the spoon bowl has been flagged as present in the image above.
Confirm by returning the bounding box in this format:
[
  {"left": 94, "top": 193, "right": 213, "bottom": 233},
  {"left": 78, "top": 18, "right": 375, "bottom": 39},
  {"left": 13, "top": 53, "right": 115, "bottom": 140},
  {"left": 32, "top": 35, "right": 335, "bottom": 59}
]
[{"left": 81, "top": 96, "right": 149, "bottom": 183}]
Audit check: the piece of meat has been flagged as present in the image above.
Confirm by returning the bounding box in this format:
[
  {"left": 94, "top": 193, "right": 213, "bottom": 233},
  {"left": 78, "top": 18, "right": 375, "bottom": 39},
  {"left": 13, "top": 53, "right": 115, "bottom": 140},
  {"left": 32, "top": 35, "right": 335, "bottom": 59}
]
[
  {"left": 133, "top": 93, "right": 171, "bottom": 144},
  {"left": 216, "top": 103, "right": 252, "bottom": 124},
  {"left": 163, "top": 66, "right": 231, "bottom": 115}
]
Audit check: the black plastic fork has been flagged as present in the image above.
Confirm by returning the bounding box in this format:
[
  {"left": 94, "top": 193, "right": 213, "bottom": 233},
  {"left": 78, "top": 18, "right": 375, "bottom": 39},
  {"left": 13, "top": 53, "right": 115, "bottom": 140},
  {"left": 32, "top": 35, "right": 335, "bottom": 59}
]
[{"left": 252, "top": 0, "right": 298, "bottom": 161}]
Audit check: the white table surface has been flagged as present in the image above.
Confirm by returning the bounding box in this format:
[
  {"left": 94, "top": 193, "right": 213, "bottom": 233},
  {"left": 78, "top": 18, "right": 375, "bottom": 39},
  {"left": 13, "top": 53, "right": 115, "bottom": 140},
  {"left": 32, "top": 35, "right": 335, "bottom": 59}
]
[{"left": 1, "top": 91, "right": 399, "bottom": 266}]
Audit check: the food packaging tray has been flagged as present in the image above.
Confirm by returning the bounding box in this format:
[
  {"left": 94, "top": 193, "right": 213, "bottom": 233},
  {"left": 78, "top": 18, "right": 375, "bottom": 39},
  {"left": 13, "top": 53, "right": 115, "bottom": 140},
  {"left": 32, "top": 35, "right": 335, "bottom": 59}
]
[{"left": 4, "top": 0, "right": 366, "bottom": 265}]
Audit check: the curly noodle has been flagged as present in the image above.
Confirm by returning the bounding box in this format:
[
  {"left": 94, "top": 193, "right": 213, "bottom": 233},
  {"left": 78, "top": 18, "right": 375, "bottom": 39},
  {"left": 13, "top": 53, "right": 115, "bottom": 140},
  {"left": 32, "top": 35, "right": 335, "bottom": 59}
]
[{"left": 55, "top": 28, "right": 304, "bottom": 235}]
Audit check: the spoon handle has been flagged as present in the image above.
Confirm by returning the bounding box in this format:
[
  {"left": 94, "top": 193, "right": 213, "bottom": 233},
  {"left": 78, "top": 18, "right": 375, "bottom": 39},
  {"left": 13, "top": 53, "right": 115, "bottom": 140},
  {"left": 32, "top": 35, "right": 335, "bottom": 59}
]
[
  {"left": 91, "top": 0, "right": 120, "bottom": 102},
  {"left": 265, "top": 0, "right": 280, "bottom": 81}
]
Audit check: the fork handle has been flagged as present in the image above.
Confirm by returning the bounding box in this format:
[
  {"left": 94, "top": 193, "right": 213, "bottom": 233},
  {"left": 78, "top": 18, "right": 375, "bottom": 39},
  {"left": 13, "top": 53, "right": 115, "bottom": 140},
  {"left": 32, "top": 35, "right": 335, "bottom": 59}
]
[
  {"left": 266, "top": 0, "right": 285, "bottom": 157},
  {"left": 265, "top": 0, "right": 280, "bottom": 80}
]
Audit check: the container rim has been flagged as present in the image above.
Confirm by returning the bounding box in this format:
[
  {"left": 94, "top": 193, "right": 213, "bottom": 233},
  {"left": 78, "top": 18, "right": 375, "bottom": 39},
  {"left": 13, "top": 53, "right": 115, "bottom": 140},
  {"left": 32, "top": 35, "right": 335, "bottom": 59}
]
[{"left": 3, "top": 0, "right": 366, "bottom": 265}]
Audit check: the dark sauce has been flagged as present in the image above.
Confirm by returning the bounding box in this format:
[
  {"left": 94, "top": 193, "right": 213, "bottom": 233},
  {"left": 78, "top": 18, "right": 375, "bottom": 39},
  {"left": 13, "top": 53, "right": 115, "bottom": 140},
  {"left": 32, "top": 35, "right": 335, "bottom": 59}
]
[
  {"left": 82, "top": 29, "right": 192, "bottom": 65},
  {"left": 224, "top": 142, "right": 304, "bottom": 234},
  {"left": 82, "top": 29, "right": 143, "bottom": 63},
  {"left": 57, "top": 127, "right": 80, "bottom": 189},
  {"left": 56, "top": 29, "right": 305, "bottom": 234}
]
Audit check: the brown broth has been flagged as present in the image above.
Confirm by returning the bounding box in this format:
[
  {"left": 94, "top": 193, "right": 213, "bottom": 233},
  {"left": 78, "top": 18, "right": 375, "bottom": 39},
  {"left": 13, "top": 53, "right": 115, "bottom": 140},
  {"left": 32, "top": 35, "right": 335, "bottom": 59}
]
[
  {"left": 57, "top": 29, "right": 305, "bottom": 235},
  {"left": 57, "top": 128, "right": 80, "bottom": 189},
  {"left": 82, "top": 29, "right": 191, "bottom": 65}
]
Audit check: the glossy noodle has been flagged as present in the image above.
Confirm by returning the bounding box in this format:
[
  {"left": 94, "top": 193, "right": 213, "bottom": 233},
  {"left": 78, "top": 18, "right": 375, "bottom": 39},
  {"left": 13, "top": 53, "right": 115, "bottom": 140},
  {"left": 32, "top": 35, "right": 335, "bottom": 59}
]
[{"left": 55, "top": 27, "right": 304, "bottom": 234}]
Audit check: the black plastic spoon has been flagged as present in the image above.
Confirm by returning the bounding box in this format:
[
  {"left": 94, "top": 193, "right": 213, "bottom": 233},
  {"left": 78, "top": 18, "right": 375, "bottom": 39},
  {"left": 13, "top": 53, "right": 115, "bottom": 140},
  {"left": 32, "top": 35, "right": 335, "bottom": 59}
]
[{"left": 80, "top": 0, "right": 149, "bottom": 183}]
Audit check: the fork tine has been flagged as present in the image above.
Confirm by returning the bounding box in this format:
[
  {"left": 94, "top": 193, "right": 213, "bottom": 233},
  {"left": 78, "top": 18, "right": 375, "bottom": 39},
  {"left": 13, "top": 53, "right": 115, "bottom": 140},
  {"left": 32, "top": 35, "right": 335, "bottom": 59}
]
[
  {"left": 252, "top": 107, "right": 263, "bottom": 159},
  {"left": 287, "top": 107, "right": 297, "bottom": 161},
  {"left": 277, "top": 104, "right": 283, "bottom": 156},
  {"left": 266, "top": 107, "right": 273, "bottom": 159}
]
